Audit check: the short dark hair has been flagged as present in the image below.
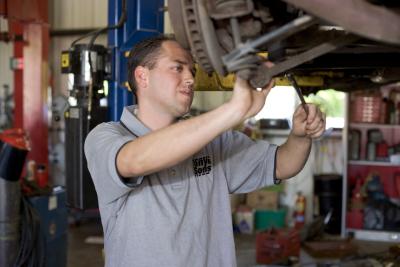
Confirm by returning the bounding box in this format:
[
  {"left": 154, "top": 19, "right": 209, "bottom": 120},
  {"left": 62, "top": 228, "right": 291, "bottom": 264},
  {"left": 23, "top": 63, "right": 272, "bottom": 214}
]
[{"left": 127, "top": 35, "right": 176, "bottom": 94}]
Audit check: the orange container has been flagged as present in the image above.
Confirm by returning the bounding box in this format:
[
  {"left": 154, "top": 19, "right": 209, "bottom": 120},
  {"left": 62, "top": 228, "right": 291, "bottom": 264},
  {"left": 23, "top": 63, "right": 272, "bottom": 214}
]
[{"left": 350, "top": 92, "right": 381, "bottom": 123}]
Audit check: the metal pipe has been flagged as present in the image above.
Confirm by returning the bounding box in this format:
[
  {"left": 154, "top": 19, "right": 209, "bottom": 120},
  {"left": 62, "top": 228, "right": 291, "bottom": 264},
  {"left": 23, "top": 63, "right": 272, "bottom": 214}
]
[
  {"left": 248, "top": 34, "right": 359, "bottom": 88},
  {"left": 230, "top": 17, "right": 241, "bottom": 47},
  {"left": 223, "top": 15, "right": 318, "bottom": 63},
  {"left": 50, "top": 28, "right": 107, "bottom": 37}
]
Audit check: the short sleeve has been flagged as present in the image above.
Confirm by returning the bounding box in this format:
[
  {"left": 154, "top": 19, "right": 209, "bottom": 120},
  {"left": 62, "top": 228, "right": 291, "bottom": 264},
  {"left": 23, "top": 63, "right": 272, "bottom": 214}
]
[
  {"left": 219, "top": 130, "right": 278, "bottom": 194},
  {"left": 84, "top": 122, "right": 144, "bottom": 204}
]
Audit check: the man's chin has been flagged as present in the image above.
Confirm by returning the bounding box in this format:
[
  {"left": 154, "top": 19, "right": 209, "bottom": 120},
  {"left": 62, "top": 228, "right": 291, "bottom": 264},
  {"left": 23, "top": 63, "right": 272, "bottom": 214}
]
[{"left": 176, "top": 104, "right": 192, "bottom": 118}]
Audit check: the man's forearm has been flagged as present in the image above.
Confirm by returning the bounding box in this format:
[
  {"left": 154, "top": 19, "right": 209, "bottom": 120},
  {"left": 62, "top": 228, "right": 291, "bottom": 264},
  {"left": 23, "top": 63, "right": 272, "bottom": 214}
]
[
  {"left": 275, "top": 133, "right": 312, "bottom": 180},
  {"left": 117, "top": 103, "right": 244, "bottom": 177}
]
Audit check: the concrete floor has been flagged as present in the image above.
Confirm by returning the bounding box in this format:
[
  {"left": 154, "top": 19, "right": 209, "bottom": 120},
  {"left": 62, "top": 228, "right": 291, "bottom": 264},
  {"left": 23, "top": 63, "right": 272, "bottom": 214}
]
[
  {"left": 66, "top": 219, "right": 262, "bottom": 267},
  {"left": 67, "top": 219, "right": 398, "bottom": 267},
  {"left": 67, "top": 219, "right": 104, "bottom": 267}
]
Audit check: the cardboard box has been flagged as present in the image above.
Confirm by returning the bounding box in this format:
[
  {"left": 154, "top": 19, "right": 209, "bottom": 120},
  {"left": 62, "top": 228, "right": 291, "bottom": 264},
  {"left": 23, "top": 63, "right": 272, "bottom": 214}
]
[
  {"left": 229, "top": 194, "right": 246, "bottom": 213},
  {"left": 246, "top": 190, "right": 278, "bottom": 210}
]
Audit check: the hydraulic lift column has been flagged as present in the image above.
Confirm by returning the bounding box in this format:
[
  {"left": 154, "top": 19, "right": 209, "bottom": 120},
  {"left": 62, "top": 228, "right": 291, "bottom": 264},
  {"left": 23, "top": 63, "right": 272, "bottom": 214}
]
[{"left": 62, "top": 44, "right": 109, "bottom": 209}]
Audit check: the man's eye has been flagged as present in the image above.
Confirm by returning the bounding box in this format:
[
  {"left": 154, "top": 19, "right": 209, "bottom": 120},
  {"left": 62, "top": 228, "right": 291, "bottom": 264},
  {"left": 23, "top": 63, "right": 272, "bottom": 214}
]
[{"left": 173, "top": 65, "right": 183, "bottom": 72}]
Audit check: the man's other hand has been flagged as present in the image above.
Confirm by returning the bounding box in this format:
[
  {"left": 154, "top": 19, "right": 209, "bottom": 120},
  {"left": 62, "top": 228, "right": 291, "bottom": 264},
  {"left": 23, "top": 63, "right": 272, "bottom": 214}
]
[{"left": 292, "top": 104, "right": 326, "bottom": 139}]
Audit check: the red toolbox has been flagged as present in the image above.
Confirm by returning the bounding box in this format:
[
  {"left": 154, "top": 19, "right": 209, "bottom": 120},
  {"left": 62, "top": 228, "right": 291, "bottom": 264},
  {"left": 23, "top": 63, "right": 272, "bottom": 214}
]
[{"left": 256, "top": 228, "right": 300, "bottom": 264}]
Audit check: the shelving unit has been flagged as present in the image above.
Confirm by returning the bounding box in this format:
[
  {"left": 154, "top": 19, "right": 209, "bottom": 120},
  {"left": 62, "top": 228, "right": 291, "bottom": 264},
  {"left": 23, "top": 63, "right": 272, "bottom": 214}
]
[
  {"left": 350, "top": 123, "right": 400, "bottom": 129},
  {"left": 348, "top": 160, "right": 399, "bottom": 167},
  {"left": 342, "top": 89, "right": 400, "bottom": 242}
]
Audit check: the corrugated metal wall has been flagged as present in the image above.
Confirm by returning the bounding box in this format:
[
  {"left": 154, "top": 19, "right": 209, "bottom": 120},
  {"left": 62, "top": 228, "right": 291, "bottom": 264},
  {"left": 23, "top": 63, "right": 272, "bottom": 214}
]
[
  {"left": 0, "top": 40, "right": 13, "bottom": 88},
  {"left": 50, "top": 0, "right": 108, "bottom": 97},
  {"left": 50, "top": 0, "right": 107, "bottom": 29},
  {"left": 0, "top": 17, "right": 14, "bottom": 127}
]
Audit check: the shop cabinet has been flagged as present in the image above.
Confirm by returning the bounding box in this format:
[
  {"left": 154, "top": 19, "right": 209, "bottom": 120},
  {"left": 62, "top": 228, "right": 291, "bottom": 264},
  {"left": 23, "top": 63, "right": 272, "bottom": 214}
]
[{"left": 343, "top": 87, "right": 400, "bottom": 242}]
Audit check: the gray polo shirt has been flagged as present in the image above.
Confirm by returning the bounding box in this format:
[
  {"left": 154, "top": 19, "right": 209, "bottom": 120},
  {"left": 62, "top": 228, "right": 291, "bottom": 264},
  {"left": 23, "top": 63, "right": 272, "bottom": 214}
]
[{"left": 84, "top": 105, "right": 278, "bottom": 267}]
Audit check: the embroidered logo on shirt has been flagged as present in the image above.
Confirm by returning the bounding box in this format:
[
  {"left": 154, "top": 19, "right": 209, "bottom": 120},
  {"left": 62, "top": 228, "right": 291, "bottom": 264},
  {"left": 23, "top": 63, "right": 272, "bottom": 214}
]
[{"left": 193, "top": 156, "right": 212, "bottom": 177}]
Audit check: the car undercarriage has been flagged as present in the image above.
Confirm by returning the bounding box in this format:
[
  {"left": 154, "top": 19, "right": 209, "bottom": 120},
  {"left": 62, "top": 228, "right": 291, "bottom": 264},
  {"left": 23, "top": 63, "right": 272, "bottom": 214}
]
[{"left": 169, "top": 0, "right": 400, "bottom": 93}]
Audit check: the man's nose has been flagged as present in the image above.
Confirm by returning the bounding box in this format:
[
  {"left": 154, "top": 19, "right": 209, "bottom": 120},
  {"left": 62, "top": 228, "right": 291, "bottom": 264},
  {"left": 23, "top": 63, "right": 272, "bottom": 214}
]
[
  {"left": 185, "top": 78, "right": 194, "bottom": 86},
  {"left": 184, "top": 70, "right": 194, "bottom": 86}
]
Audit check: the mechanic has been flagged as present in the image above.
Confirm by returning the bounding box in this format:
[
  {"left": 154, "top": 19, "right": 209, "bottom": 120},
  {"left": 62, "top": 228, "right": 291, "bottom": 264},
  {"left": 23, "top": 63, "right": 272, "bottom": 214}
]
[{"left": 84, "top": 35, "right": 326, "bottom": 267}]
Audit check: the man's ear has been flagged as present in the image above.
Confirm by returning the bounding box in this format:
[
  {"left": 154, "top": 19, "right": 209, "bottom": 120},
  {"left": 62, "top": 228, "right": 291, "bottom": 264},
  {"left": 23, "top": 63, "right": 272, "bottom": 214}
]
[{"left": 134, "top": 66, "right": 149, "bottom": 89}]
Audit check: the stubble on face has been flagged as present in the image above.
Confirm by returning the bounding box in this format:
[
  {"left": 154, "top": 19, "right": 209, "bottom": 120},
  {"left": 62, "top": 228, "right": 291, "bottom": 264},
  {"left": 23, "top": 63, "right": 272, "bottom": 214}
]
[{"left": 147, "top": 41, "right": 195, "bottom": 118}]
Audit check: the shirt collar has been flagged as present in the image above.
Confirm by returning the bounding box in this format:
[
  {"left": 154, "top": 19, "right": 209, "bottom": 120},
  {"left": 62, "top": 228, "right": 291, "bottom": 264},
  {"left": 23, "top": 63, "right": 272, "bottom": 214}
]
[{"left": 120, "top": 105, "right": 151, "bottom": 136}]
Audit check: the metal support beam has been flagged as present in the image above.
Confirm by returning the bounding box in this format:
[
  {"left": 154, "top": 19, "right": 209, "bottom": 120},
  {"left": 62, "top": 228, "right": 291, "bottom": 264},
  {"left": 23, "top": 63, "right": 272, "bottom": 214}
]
[
  {"left": 248, "top": 34, "right": 359, "bottom": 88},
  {"left": 7, "top": 0, "right": 49, "bottom": 170}
]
